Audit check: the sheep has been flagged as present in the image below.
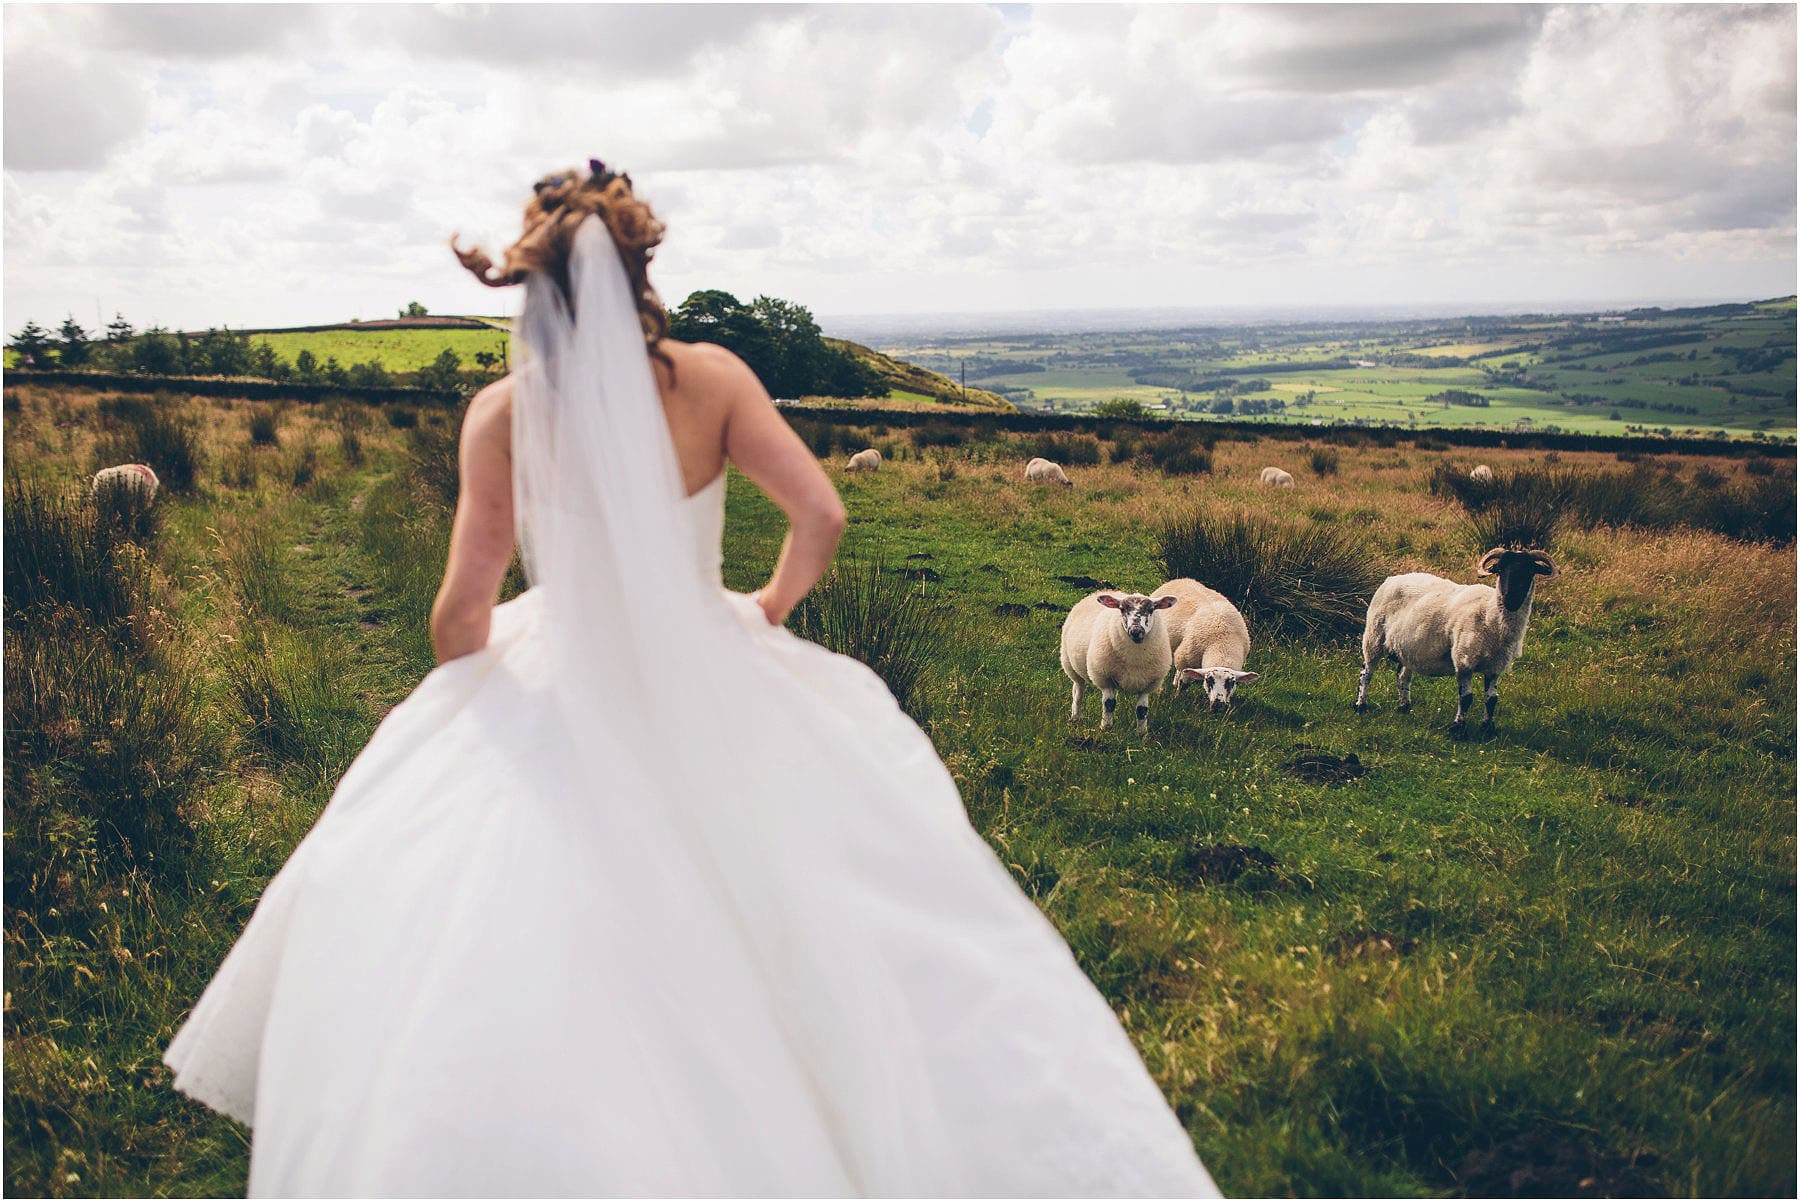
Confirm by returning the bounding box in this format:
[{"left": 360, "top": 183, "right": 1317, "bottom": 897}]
[
  {"left": 1354, "top": 547, "right": 1556, "bottom": 735},
  {"left": 1154, "top": 577, "right": 1260, "bottom": 710},
  {"left": 1469, "top": 464, "right": 1495, "bottom": 484},
  {"left": 1060, "top": 590, "right": 1178, "bottom": 735},
  {"left": 845, "top": 448, "right": 882, "bottom": 473},
  {"left": 1258, "top": 466, "right": 1294, "bottom": 488},
  {"left": 90, "top": 463, "right": 160, "bottom": 502},
  {"left": 1024, "top": 457, "right": 1072, "bottom": 487}
]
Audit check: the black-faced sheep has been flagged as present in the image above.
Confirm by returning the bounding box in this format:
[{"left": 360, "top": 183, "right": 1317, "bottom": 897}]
[{"left": 1355, "top": 547, "right": 1556, "bottom": 734}]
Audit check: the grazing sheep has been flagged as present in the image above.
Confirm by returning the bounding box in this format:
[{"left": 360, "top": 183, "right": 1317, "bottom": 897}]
[
  {"left": 90, "top": 463, "right": 160, "bottom": 502},
  {"left": 1024, "top": 457, "right": 1073, "bottom": 487},
  {"left": 1258, "top": 466, "right": 1295, "bottom": 488},
  {"left": 1154, "top": 577, "right": 1260, "bottom": 710},
  {"left": 1060, "top": 590, "right": 1178, "bottom": 735},
  {"left": 1470, "top": 464, "right": 1495, "bottom": 484},
  {"left": 845, "top": 448, "right": 882, "bottom": 473},
  {"left": 1354, "top": 547, "right": 1556, "bottom": 734}
]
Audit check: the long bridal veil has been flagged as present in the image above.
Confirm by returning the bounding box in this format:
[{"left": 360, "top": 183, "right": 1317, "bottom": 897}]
[{"left": 511, "top": 217, "right": 972, "bottom": 1186}]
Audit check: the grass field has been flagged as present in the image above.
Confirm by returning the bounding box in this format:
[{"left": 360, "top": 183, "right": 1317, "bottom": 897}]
[
  {"left": 4, "top": 383, "right": 1794, "bottom": 1196},
  {"left": 891, "top": 298, "right": 1797, "bottom": 440},
  {"left": 248, "top": 327, "right": 510, "bottom": 373}
]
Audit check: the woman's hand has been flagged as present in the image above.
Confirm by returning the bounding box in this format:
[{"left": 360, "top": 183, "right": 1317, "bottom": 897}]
[{"left": 749, "top": 588, "right": 785, "bottom": 627}]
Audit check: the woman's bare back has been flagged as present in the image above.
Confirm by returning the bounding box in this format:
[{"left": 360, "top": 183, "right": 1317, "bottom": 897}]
[{"left": 428, "top": 338, "right": 845, "bottom": 661}]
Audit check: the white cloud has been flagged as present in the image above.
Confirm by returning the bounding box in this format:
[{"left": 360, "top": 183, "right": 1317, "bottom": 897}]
[{"left": 3, "top": 3, "right": 1792, "bottom": 331}]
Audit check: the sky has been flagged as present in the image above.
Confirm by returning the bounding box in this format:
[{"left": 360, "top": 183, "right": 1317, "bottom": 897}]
[{"left": 4, "top": 2, "right": 1795, "bottom": 334}]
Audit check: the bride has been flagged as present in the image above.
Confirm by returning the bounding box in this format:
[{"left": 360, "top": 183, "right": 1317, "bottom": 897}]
[{"left": 165, "top": 162, "right": 1220, "bottom": 1198}]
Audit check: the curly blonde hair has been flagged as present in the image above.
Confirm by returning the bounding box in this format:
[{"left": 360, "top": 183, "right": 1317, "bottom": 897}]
[{"left": 451, "top": 163, "right": 670, "bottom": 366}]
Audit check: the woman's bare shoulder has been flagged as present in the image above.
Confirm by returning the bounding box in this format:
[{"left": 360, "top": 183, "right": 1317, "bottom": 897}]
[
  {"left": 659, "top": 339, "right": 761, "bottom": 394},
  {"left": 461, "top": 376, "right": 515, "bottom": 450}
]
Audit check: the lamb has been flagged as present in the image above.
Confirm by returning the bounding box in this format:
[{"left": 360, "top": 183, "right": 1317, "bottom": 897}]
[
  {"left": 1154, "top": 577, "right": 1259, "bottom": 710},
  {"left": 90, "top": 463, "right": 160, "bottom": 502},
  {"left": 845, "top": 448, "right": 882, "bottom": 472},
  {"left": 1024, "top": 457, "right": 1072, "bottom": 487},
  {"left": 1258, "top": 466, "right": 1294, "bottom": 488},
  {"left": 1060, "top": 590, "right": 1178, "bottom": 735},
  {"left": 1354, "top": 547, "right": 1556, "bottom": 735},
  {"left": 1469, "top": 464, "right": 1495, "bottom": 484}
]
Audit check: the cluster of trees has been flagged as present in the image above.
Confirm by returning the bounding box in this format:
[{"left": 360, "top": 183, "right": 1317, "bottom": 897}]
[
  {"left": 8, "top": 313, "right": 495, "bottom": 394},
  {"left": 1428, "top": 389, "right": 1491, "bottom": 408},
  {"left": 666, "top": 291, "right": 884, "bottom": 399},
  {"left": 13, "top": 288, "right": 883, "bottom": 402},
  {"left": 1202, "top": 395, "right": 1287, "bottom": 416}
]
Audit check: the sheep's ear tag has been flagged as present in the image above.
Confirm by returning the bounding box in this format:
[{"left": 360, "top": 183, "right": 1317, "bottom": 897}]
[
  {"left": 1096, "top": 594, "right": 1122, "bottom": 609},
  {"left": 1152, "top": 595, "right": 1178, "bottom": 609}
]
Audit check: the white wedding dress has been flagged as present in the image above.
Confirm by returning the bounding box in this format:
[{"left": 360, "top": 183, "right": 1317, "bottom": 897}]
[{"left": 165, "top": 218, "right": 1220, "bottom": 1198}]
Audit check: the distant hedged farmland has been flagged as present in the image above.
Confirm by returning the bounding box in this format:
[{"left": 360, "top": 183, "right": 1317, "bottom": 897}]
[
  {"left": 9, "top": 297, "right": 1793, "bottom": 439},
  {"left": 884, "top": 297, "right": 1798, "bottom": 442},
  {"left": 5, "top": 292, "right": 1011, "bottom": 412}
]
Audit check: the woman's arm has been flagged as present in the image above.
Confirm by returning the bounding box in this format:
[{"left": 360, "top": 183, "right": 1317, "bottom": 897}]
[
  {"left": 708, "top": 350, "right": 847, "bottom": 626},
  {"left": 430, "top": 379, "right": 517, "bottom": 662}
]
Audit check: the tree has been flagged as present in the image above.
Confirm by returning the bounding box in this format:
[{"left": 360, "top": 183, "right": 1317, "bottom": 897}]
[
  {"left": 415, "top": 348, "right": 464, "bottom": 392},
  {"left": 130, "top": 326, "right": 180, "bottom": 374},
  {"left": 56, "top": 315, "right": 90, "bottom": 367},
  {"left": 668, "top": 290, "right": 777, "bottom": 385},
  {"left": 9, "top": 319, "right": 51, "bottom": 365},
  {"left": 249, "top": 341, "right": 284, "bottom": 380},
  {"left": 195, "top": 327, "right": 251, "bottom": 376},
  {"left": 349, "top": 359, "right": 392, "bottom": 388},
  {"left": 749, "top": 295, "right": 829, "bottom": 399},
  {"left": 295, "top": 349, "right": 321, "bottom": 383},
  {"left": 472, "top": 350, "right": 498, "bottom": 371},
  {"left": 400, "top": 301, "right": 428, "bottom": 318},
  {"left": 1092, "top": 397, "right": 1148, "bottom": 420},
  {"left": 105, "top": 313, "right": 135, "bottom": 343},
  {"left": 323, "top": 357, "right": 349, "bottom": 387}
]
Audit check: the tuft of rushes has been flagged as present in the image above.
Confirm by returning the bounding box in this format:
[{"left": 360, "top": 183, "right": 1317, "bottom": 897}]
[
  {"left": 339, "top": 427, "right": 365, "bottom": 467},
  {"left": 1155, "top": 510, "right": 1381, "bottom": 640},
  {"left": 223, "top": 630, "right": 365, "bottom": 781},
  {"left": 1430, "top": 462, "right": 1796, "bottom": 547},
  {"left": 4, "top": 606, "right": 209, "bottom": 881},
  {"left": 405, "top": 418, "right": 461, "bottom": 509},
  {"left": 3, "top": 478, "right": 151, "bottom": 633},
  {"left": 1309, "top": 447, "right": 1340, "bottom": 476},
  {"left": 249, "top": 410, "right": 280, "bottom": 447},
  {"left": 94, "top": 396, "right": 202, "bottom": 494},
  {"left": 1025, "top": 431, "right": 1104, "bottom": 467},
  {"left": 788, "top": 555, "right": 958, "bottom": 722},
  {"left": 1144, "top": 429, "right": 1214, "bottom": 476}
]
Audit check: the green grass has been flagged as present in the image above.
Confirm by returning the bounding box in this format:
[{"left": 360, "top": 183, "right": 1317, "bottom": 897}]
[
  {"left": 886, "top": 301, "right": 1797, "bottom": 440},
  {"left": 249, "top": 328, "right": 508, "bottom": 373},
  {"left": 4, "top": 382, "right": 1794, "bottom": 1197}
]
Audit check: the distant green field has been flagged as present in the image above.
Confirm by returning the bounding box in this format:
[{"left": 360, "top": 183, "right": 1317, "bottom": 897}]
[
  {"left": 250, "top": 327, "right": 510, "bottom": 373},
  {"left": 901, "top": 300, "right": 1797, "bottom": 440}
]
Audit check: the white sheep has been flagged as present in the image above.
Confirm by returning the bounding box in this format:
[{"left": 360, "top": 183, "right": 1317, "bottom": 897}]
[
  {"left": 1024, "top": 457, "right": 1072, "bottom": 487},
  {"left": 1354, "top": 547, "right": 1556, "bottom": 734},
  {"left": 1469, "top": 464, "right": 1496, "bottom": 484},
  {"left": 1258, "top": 466, "right": 1295, "bottom": 488},
  {"left": 1060, "top": 590, "right": 1178, "bottom": 735},
  {"left": 1154, "top": 577, "right": 1260, "bottom": 709},
  {"left": 845, "top": 448, "right": 882, "bottom": 472},
  {"left": 90, "top": 463, "right": 160, "bottom": 502}
]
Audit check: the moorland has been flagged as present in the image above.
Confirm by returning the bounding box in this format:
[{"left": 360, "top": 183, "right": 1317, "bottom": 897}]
[{"left": 3, "top": 381, "right": 1794, "bottom": 1197}]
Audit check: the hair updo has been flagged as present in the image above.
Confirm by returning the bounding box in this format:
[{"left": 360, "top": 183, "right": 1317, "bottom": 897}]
[{"left": 452, "top": 162, "right": 670, "bottom": 367}]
